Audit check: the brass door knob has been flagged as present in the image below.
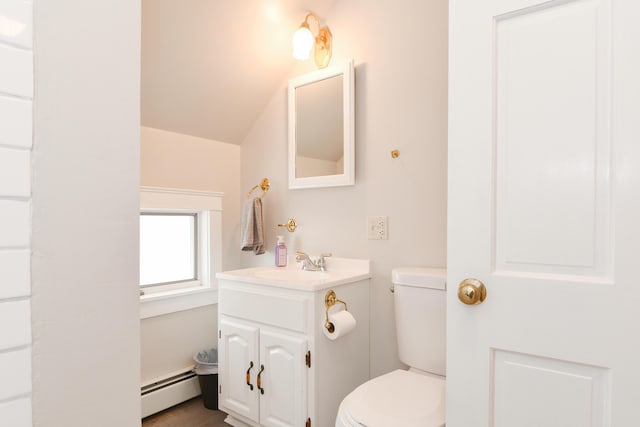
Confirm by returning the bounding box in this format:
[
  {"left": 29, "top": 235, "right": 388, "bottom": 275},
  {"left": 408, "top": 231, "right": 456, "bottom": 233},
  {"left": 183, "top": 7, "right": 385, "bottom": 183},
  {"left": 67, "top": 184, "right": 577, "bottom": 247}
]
[{"left": 458, "top": 278, "right": 487, "bottom": 305}]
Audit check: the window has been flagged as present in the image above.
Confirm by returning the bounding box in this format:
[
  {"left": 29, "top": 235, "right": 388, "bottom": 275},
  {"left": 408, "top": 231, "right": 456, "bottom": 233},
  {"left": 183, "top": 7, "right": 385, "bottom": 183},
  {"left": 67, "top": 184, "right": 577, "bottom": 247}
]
[
  {"left": 138, "top": 187, "right": 223, "bottom": 308},
  {"left": 140, "top": 213, "right": 198, "bottom": 288}
]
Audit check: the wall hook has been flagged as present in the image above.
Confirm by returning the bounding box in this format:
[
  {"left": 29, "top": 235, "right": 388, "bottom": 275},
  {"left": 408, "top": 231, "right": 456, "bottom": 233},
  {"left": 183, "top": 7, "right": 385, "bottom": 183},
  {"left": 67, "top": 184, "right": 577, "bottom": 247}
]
[
  {"left": 277, "top": 218, "right": 297, "bottom": 232},
  {"left": 247, "top": 178, "right": 270, "bottom": 198}
]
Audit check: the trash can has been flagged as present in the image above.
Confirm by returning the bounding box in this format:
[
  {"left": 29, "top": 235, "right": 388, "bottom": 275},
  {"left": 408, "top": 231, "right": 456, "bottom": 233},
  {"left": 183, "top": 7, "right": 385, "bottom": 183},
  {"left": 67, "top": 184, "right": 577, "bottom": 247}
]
[{"left": 194, "top": 348, "right": 218, "bottom": 410}]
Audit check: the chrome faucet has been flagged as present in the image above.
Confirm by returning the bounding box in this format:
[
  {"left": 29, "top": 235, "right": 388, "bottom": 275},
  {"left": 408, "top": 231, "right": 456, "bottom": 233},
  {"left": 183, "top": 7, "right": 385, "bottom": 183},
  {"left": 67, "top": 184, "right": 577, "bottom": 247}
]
[{"left": 295, "top": 251, "right": 332, "bottom": 271}]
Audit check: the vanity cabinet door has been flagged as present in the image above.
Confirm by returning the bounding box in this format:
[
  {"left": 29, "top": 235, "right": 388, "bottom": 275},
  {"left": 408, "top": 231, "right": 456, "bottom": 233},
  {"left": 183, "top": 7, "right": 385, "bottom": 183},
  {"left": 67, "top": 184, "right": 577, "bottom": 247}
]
[
  {"left": 219, "top": 317, "right": 260, "bottom": 423},
  {"left": 259, "top": 330, "right": 308, "bottom": 427}
]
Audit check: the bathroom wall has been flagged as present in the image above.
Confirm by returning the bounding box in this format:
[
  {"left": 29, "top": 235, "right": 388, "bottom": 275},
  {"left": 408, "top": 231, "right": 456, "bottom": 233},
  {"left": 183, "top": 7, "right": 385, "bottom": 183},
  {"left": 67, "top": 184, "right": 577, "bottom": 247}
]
[
  {"left": 0, "top": 0, "right": 34, "bottom": 424},
  {"left": 141, "top": 126, "right": 242, "bottom": 270},
  {"left": 140, "top": 126, "right": 241, "bottom": 383},
  {"left": 31, "top": 0, "right": 141, "bottom": 425},
  {"left": 241, "top": 0, "right": 448, "bottom": 376},
  {"left": 140, "top": 306, "right": 218, "bottom": 383}
]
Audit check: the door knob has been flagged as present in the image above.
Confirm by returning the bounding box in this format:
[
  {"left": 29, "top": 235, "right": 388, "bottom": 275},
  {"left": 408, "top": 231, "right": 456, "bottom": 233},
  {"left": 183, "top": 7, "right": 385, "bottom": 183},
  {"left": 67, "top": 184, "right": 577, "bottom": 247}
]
[{"left": 458, "top": 278, "right": 487, "bottom": 305}]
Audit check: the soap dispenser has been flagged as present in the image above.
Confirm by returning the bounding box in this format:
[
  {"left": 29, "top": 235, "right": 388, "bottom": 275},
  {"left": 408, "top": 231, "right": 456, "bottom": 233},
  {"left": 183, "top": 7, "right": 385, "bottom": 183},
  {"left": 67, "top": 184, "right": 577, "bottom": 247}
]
[{"left": 275, "top": 235, "right": 287, "bottom": 267}]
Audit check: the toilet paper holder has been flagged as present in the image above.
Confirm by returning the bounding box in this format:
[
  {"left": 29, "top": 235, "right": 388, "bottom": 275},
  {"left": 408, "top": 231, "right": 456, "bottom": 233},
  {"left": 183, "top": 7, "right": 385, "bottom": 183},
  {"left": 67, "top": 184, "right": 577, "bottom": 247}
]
[{"left": 325, "top": 290, "right": 348, "bottom": 333}]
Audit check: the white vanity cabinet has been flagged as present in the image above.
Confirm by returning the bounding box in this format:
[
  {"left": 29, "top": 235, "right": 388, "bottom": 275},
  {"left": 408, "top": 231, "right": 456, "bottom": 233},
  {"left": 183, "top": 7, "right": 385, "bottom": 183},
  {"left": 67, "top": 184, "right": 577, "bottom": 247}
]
[
  {"left": 219, "top": 316, "right": 308, "bottom": 426},
  {"left": 217, "top": 261, "right": 370, "bottom": 427}
]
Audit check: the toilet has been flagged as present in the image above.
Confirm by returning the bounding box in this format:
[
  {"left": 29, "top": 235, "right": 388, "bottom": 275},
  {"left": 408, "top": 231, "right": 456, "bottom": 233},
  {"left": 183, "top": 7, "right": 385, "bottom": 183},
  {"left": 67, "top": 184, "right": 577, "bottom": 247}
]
[{"left": 335, "top": 267, "right": 446, "bottom": 427}]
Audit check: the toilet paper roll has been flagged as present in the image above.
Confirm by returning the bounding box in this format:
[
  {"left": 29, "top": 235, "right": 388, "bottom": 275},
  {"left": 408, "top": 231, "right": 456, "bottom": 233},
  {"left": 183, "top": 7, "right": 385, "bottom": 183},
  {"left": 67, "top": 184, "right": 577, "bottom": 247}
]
[{"left": 323, "top": 309, "right": 357, "bottom": 341}]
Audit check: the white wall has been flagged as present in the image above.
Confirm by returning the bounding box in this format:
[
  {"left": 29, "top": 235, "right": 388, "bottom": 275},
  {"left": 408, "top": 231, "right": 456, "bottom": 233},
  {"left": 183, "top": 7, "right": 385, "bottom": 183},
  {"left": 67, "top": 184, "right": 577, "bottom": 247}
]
[
  {"left": 0, "top": 1, "right": 34, "bottom": 425},
  {"left": 140, "top": 306, "right": 218, "bottom": 383},
  {"left": 241, "top": 0, "right": 448, "bottom": 376},
  {"left": 31, "top": 0, "right": 141, "bottom": 425},
  {"left": 141, "top": 126, "right": 242, "bottom": 270},
  {"left": 140, "top": 127, "right": 241, "bottom": 383}
]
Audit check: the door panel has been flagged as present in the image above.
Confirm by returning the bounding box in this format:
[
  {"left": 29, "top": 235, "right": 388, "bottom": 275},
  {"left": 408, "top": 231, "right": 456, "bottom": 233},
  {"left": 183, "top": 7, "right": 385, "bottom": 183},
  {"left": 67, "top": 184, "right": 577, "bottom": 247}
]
[
  {"left": 493, "top": 0, "right": 612, "bottom": 279},
  {"left": 448, "top": 0, "right": 640, "bottom": 425},
  {"left": 492, "top": 350, "right": 610, "bottom": 427},
  {"left": 219, "top": 317, "right": 259, "bottom": 422},
  {"left": 259, "top": 329, "right": 307, "bottom": 427}
]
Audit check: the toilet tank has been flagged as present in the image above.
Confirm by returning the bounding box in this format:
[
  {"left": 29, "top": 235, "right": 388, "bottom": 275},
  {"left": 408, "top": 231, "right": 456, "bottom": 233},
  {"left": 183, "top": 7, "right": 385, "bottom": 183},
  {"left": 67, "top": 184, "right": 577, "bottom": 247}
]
[{"left": 392, "top": 267, "right": 446, "bottom": 376}]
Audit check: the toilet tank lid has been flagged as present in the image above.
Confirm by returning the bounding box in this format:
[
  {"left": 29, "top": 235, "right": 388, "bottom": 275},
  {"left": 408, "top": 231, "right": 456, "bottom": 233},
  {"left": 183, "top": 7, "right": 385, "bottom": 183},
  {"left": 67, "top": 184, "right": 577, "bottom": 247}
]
[{"left": 392, "top": 267, "right": 446, "bottom": 290}]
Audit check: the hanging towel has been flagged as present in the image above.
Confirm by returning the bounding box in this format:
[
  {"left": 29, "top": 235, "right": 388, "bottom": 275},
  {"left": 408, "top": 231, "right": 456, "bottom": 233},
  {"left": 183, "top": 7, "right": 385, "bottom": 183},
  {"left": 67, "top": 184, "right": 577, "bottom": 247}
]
[{"left": 240, "top": 197, "right": 265, "bottom": 255}]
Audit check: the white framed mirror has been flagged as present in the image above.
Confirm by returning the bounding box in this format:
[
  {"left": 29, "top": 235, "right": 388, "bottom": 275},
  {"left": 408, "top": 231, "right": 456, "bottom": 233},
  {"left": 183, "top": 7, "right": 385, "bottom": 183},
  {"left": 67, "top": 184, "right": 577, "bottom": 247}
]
[{"left": 288, "top": 60, "right": 355, "bottom": 189}]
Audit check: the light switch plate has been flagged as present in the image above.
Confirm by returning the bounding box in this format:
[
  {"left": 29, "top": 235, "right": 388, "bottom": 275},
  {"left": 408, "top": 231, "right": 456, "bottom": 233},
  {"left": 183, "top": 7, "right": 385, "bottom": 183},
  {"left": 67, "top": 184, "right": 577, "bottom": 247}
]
[{"left": 367, "top": 216, "right": 388, "bottom": 240}]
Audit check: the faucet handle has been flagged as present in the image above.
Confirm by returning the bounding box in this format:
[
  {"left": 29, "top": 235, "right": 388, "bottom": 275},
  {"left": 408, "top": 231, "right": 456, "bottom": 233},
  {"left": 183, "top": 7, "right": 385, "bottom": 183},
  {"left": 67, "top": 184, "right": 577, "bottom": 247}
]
[
  {"left": 317, "top": 253, "right": 332, "bottom": 271},
  {"left": 295, "top": 251, "right": 310, "bottom": 263}
]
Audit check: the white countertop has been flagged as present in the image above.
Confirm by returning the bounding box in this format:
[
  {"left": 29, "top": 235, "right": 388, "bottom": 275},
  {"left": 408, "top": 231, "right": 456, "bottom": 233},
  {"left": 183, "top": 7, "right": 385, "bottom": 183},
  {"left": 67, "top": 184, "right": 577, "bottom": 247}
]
[{"left": 216, "top": 257, "right": 371, "bottom": 291}]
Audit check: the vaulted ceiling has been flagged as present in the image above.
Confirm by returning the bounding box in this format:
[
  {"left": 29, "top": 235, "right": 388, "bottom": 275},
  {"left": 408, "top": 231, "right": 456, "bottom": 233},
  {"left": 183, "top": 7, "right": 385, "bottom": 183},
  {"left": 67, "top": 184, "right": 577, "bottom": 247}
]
[{"left": 141, "top": 0, "right": 336, "bottom": 145}]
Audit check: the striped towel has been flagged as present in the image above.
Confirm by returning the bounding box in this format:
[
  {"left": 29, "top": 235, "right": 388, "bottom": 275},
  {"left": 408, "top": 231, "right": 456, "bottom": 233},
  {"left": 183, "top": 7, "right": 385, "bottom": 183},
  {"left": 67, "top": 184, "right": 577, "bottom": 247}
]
[{"left": 240, "top": 197, "right": 265, "bottom": 255}]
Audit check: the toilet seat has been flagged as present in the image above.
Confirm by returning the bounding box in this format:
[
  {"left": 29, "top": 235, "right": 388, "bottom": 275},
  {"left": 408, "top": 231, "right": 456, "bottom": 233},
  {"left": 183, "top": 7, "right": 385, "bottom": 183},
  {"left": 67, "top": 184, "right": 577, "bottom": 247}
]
[{"left": 336, "top": 369, "right": 445, "bottom": 427}]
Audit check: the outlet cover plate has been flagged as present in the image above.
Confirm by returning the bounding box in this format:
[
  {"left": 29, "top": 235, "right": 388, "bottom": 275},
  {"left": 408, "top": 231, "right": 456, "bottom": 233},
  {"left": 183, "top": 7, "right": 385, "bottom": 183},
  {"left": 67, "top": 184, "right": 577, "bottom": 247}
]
[{"left": 367, "top": 216, "right": 388, "bottom": 240}]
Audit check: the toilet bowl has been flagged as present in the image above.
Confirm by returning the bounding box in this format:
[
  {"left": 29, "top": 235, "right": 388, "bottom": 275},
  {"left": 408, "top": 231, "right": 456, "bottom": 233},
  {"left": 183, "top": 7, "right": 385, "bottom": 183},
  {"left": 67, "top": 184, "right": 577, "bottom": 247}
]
[
  {"left": 335, "top": 369, "right": 445, "bottom": 427},
  {"left": 335, "top": 268, "right": 447, "bottom": 427}
]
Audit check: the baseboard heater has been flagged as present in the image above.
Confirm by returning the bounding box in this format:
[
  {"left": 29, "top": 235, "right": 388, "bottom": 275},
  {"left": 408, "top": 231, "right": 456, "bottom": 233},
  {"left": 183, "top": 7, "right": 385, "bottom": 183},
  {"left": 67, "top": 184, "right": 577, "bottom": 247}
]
[{"left": 141, "top": 368, "right": 201, "bottom": 418}]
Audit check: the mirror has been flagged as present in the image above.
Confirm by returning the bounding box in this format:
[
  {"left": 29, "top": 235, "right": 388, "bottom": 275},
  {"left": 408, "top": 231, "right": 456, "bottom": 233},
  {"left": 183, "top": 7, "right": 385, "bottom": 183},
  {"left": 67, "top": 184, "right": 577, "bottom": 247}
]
[{"left": 288, "top": 60, "right": 355, "bottom": 189}]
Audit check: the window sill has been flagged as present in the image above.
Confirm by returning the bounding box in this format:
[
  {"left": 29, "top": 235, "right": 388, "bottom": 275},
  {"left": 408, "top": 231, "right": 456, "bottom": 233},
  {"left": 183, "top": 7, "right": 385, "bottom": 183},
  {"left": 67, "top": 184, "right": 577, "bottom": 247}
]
[{"left": 140, "top": 285, "right": 218, "bottom": 320}]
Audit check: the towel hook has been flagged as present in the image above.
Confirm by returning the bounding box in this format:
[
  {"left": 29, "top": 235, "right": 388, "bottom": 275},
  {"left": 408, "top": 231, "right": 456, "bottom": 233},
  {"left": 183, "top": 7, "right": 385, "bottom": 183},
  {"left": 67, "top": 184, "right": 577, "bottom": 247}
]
[
  {"left": 247, "top": 178, "right": 270, "bottom": 199},
  {"left": 277, "top": 218, "right": 297, "bottom": 232}
]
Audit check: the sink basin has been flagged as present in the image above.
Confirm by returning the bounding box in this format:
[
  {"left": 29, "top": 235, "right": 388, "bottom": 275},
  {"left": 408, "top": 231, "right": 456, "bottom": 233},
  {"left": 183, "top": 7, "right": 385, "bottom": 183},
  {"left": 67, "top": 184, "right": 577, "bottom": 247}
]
[
  {"left": 216, "top": 257, "right": 371, "bottom": 291},
  {"left": 254, "top": 269, "right": 331, "bottom": 282}
]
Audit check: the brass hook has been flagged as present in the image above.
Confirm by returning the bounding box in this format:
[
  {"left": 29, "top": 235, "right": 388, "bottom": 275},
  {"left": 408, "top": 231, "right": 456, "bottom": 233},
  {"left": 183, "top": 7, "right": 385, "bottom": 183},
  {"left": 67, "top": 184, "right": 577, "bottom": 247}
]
[
  {"left": 247, "top": 178, "right": 270, "bottom": 199},
  {"left": 277, "top": 218, "right": 297, "bottom": 232}
]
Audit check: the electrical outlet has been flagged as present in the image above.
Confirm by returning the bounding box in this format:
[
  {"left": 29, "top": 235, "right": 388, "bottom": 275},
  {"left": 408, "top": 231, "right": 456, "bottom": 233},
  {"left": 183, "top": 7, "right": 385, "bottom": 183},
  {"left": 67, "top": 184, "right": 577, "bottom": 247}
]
[{"left": 367, "top": 216, "right": 388, "bottom": 240}]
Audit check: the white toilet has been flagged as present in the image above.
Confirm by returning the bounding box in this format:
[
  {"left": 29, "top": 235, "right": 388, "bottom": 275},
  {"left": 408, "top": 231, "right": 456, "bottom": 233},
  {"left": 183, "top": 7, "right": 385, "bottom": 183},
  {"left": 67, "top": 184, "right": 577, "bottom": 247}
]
[{"left": 335, "top": 267, "right": 446, "bottom": 427}]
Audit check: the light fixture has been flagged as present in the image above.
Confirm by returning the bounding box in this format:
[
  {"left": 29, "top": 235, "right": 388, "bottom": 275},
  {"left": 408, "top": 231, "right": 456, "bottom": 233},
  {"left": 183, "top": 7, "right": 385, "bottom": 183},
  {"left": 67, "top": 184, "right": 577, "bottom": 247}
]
[{"left": 292, "top": 12, "right": 332, "bottom": 69}]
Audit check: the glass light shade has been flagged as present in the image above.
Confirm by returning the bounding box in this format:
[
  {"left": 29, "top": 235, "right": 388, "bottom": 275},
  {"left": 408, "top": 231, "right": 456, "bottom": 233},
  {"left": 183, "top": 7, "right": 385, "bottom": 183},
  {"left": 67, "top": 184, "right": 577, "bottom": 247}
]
[{"left": 292, "top": 26, "right": 314, "bottom": 60}]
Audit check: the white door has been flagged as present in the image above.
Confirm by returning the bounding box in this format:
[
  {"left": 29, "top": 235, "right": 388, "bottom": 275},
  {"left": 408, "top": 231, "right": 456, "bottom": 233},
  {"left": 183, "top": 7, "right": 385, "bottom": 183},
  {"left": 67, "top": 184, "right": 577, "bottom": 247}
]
[
  {"left": 259, "top": 329, "right": 308, "bottom": 427},
  {"left": 219, "top": 317, "right": 260, "bottom": 422},
  {"left": 448, "top": 0, "right": 640, "bottom": 425}
]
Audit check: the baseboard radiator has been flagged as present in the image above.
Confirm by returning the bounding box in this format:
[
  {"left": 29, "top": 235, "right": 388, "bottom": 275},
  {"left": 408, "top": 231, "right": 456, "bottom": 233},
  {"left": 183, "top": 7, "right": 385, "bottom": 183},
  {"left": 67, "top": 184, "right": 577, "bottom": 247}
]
[{"left": 141, "top": 368, "right": 201, "bottom": 418}]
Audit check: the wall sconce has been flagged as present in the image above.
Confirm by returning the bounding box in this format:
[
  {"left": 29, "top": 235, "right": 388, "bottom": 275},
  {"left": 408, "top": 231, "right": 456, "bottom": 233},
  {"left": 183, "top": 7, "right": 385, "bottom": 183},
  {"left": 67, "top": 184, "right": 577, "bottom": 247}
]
[{"left": 292, "top": 13, "right": 332, "bottom": 69}]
